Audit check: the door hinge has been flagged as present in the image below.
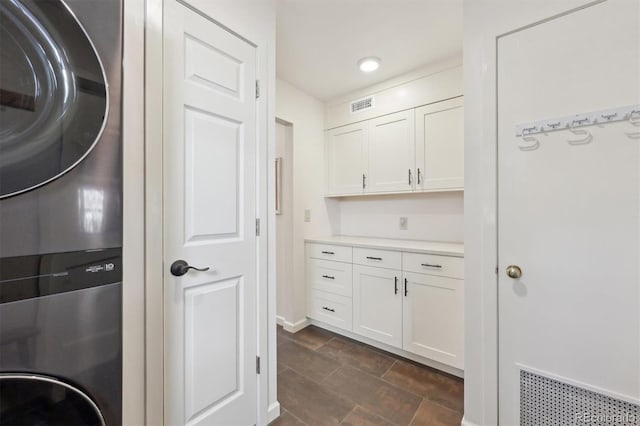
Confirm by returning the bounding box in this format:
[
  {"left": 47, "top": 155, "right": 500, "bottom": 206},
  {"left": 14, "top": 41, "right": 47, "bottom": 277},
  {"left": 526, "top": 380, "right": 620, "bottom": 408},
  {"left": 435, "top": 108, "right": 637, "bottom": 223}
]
[
  {"left": 255, "top": 80, "right": 260, "bottom": 99},
  {"left": 256, "top": 356, "right": 261, "bottom": 374},
  {"left": 255, "top": 218, "right": 261, "bottom": 236}
]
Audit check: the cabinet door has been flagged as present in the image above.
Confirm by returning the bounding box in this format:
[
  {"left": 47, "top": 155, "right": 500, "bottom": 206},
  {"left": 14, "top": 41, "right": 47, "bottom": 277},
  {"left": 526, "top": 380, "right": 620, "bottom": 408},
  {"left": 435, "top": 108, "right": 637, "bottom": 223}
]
[
  {"left": 415, "top": 97, "right": 464, "bottom": 191},
  {"left": 367, "top": 110, "right": 415, "bottom": 193},
  {"left": 326, "top": 122, "right": 368, "bottom": 195},
  {"left": 402, "top": 272, "right": 464, "bottom": 369},
  {"left": 353, "top": 265, "right": 402, "bottom": 348}
]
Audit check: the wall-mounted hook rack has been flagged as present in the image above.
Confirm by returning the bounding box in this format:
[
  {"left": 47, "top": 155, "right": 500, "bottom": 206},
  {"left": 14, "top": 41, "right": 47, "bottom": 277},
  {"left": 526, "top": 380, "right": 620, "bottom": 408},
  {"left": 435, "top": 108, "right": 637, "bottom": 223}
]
[{"left": 515, "top": 104, "right": 640, "bottom": 137}]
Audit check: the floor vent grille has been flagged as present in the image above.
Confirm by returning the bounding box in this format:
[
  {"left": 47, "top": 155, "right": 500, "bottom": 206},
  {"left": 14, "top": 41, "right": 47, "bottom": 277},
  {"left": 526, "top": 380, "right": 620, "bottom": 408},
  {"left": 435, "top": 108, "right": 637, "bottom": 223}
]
[{"left": 520, "top": 370, "right": 640, "bottom": 425}]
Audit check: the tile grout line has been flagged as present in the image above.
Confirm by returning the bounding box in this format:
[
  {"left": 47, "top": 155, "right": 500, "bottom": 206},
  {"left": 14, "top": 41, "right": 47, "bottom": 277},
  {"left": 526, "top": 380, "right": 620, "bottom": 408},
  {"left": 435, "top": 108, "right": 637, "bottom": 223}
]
[{"left": 406, "top": 398, "right": 424, "bottom": 426}]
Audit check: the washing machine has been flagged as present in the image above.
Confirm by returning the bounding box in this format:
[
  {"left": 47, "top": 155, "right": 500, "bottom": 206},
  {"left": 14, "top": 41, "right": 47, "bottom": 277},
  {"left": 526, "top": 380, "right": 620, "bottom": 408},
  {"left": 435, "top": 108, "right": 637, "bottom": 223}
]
[{"left": 0, "top": 0, "right": 123, "bottom": 424}]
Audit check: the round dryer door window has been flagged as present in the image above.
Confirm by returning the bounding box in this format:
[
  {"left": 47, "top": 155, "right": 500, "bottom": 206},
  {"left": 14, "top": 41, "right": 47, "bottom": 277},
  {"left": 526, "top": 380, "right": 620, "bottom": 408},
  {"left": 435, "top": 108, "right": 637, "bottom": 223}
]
[
  {"left": 0, "top": 375, "right": 105, "bottom": 425},
  {"left": 0, "top": 0, "right": 108, "bottom": 198}
]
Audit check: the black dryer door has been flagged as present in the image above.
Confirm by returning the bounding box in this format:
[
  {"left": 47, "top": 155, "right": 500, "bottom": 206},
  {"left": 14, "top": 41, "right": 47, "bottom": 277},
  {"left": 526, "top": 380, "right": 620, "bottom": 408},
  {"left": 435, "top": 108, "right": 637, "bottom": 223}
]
[
  {"left": 0, "top": 375, "right": 105, "bottom": 425},
  {"left": 0, "top": 0, "right": 108, "bottom": 198}
]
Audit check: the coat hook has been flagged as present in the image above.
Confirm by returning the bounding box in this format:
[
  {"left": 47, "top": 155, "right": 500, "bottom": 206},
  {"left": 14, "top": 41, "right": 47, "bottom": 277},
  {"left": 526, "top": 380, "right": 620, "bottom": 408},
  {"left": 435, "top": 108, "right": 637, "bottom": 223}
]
[
  {"left": 519, "top": 134, "right": 540, "bottom": 151},
  {"left": 626, "top": 111, "right": 640, "bottom": 139},
  {"left": 567, "top": 120, "right": 592, "bottom": 145}
]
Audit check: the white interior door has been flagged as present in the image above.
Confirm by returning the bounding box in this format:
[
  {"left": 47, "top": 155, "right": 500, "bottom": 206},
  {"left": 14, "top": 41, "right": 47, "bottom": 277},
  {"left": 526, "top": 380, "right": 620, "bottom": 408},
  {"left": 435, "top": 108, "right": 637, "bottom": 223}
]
[
  {"left": 368, "top": 110, "right": 415, "bottom": 193},
  {"left": 498, "top": 1, "right": 640, "bottom": 424},
  {"left": 163, "top": 1, "right": 258, "bottom": 424}
]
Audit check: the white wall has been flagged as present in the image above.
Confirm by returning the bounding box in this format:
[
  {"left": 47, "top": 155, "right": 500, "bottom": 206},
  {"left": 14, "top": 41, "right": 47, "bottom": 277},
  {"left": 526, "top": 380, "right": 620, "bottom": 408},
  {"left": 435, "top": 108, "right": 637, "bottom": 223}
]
[
  {"left": 276, "top": 79, "right": 340, "bottom": 327},
  {"left": 339, "top": 192, "right": 463, "bottom": 243},
  {"left": 463, "top": 1, "right": 597, "bottom": 425}
]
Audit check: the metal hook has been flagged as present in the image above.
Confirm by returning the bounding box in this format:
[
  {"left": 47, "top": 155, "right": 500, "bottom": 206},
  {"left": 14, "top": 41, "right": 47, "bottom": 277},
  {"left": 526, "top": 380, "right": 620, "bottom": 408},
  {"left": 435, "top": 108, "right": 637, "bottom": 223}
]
[
  {"left": 519, "top": 134, "right": 540, "bottom": 151},
  {"left": 626, "top": 110, "right": 640, "bottom": 139},
  {"left": 567, "top": 120, "right": 592, "bottom": 145}
]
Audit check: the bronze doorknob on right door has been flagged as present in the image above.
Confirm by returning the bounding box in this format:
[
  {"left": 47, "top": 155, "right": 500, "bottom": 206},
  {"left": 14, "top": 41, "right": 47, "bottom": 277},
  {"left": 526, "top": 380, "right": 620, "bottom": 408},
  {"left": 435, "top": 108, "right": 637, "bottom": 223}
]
[
  {"left": 506, "top": 265, "right": 522, "bottom": 279},
  {"left": 170, "top": 259, "right": 210, "bottom": 276}
]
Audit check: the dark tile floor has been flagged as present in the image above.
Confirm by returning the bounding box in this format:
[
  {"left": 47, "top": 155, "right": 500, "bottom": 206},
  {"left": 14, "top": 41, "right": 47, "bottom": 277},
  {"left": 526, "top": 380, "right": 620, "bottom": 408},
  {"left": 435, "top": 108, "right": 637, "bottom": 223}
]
[{"left": 271, "top": 325, "right": 464, "bottom": 426}]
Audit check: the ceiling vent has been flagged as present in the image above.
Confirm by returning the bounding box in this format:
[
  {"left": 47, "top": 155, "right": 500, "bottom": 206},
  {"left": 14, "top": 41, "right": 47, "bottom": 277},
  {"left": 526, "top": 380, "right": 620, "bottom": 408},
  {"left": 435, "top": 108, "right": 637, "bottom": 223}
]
[{"left": 350, "top": 96, "right": 375, "bottom": 114}]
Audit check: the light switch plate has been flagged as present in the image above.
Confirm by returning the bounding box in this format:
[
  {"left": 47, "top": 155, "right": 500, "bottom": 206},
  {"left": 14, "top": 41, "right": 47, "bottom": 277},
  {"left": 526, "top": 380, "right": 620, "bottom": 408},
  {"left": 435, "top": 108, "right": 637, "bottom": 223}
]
[
  {"left": 304, "top": 209, "right": 311, "bottom": 222},
  {"left": 399, "top": 217, "right": 408, "bottom": 230}
]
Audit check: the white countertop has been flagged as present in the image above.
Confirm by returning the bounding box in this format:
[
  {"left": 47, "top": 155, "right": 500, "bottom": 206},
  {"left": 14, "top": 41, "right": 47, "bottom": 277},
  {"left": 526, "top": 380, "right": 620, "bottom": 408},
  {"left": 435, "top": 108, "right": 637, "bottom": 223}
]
[{"left": 305, "top": 235, "right": 464, "bottom": 257}]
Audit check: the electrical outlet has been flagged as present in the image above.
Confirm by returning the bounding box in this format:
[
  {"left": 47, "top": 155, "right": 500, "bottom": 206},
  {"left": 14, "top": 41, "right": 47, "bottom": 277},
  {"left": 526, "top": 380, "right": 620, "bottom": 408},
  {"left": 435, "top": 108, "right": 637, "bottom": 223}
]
[
  {"left": 399, "top": 217, "right": 408, "bottom": 230},
  {"left": 304, "top": 209, "right": 311, "bottom": 222}
]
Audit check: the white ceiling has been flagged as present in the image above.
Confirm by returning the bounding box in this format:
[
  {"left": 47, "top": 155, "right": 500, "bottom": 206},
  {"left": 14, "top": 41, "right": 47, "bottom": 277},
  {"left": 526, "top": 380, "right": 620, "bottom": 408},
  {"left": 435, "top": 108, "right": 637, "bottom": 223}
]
[{"left": 276, "top": 0, "right": 463, "bottom": 101}]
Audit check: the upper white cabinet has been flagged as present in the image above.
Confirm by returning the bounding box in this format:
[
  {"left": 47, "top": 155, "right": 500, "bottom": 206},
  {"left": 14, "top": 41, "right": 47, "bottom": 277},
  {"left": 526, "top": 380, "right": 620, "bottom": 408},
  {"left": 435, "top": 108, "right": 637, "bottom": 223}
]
[
  {"left": 326, "top": 121, "right": 369, "bottom": 195},
  {"left": 367, "top": 110, "right": 415, "bottom": 193},
  {"left": 325, "top": 97, "right": 464, "bottom": 197},
  {"left": 415, "top": 97, "right": 464, "bottom": 191}
]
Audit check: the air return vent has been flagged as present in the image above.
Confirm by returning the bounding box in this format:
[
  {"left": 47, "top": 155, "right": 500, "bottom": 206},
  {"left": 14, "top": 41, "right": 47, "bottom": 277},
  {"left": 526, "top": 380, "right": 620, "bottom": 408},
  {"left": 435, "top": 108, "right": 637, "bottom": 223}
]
[
  {"left": 350, "top": 96, "right": 375, "bottom": 114},
  {"left": 520, "top": 370, "right": 640, "bottom": 426}
]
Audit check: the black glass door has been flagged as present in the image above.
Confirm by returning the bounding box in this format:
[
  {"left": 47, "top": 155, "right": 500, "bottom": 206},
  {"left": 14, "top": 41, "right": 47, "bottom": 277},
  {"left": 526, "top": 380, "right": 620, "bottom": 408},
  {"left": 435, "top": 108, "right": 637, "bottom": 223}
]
[
  {"left": 0, "top": 0, "right": 108, "bottom": 198},
  {"left": 0, "top": 375, "right": 104, "bottom": 425}
]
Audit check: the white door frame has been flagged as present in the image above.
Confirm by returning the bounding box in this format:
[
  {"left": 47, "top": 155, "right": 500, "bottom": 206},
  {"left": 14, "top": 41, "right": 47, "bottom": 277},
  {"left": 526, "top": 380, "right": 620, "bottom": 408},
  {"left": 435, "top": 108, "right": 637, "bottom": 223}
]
[
  {"left": 463, "top": 1, "right": 608, "bottom": 425},
  {"left": 144, "top": 0, "right": 275, "bottom": 424}
]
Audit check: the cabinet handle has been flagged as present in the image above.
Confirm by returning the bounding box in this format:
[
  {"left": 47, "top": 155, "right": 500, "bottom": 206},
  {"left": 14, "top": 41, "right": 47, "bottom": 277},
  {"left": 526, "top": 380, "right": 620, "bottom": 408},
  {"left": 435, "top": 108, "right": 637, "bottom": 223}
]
[
  {"left": 417, "top": 168, "right": 422, "bottom": 185},
  {"left": 322, "top": 275, "right": 335, "bottom": 280},
  {"left": 408, "top": 169, "right": 412, "bottom": 186},
  {"left": 421, "top": 263, "right": 442, "bottom": 269},
  {"left": 321, "top": 251, "right": 335, "bottom": 255},
  {"left": 394, "top": 276, "right": 398, "bottom": 295},
  {"left": 322, "top": 306, "right": 335, "bottom": 313},
  {"left": 404, "top": 277, "right": 408, "bottom": 297},
  {"left": 366, "top": 256, "right": 383, "bottom": 261},
  {"left": 362, "top": 173, "right": 366, "bottom": 189}
]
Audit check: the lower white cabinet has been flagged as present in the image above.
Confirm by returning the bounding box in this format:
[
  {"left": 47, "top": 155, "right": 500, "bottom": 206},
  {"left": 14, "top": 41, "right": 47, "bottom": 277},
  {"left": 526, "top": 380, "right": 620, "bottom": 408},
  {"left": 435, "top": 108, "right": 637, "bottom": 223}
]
[
  {"left": 353, "top": 265, "right": 402, "bottom": 348},
  {"left": 402, "top": 272, "right": 464, "bottom": 369},
  {"left": 308, "top": 289, "right": 353, "bottom": 331},
  {"left": 306, "top": 241, "right": 464, "bottom": 372}
]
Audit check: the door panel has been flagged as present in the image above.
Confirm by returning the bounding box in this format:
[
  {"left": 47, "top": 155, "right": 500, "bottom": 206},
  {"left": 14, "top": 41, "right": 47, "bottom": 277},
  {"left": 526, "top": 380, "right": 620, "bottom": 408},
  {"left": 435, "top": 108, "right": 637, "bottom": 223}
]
[
  {"left": 353, "top": 265, "right": 402, "bottom": 347},
  {"left": 163, "top": 1, "right": 257, "bottom": 424},
  {"left": 185, "top": 108, "right": 241, "bottom": 241},
  {"left": 402, "top": 272, "right": 463, "bottom": 369},
  {"left": 415, "top": 97, "right": 464, "bottom": 191},
  {"left": 326, "top": 122, "right": 368, "bottom": 195},
  {"left": 498, "top": 1, "right": 640, "bottom": 423},
  {"left": 368, "top": 110, "right": 415, "bottom": 193}
]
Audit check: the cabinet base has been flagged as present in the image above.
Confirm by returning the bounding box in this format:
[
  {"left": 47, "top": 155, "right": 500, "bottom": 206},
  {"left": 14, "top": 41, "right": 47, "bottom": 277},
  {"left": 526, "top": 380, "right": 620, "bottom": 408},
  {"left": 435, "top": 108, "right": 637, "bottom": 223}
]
[{"left": 308, "top": 318, "right": 464, "bottom": 378}]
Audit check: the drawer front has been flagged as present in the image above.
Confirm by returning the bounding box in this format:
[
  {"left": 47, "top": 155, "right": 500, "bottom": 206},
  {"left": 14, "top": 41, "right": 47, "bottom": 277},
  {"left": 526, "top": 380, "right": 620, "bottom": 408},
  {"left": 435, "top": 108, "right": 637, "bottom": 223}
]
[
  {"left": 402, "top": 252, "right": 464, "bottom": 279},
  {"left": 353, "top": 247, "right": 401, "bottom": 270},
  {"left": 307, "top": 258, "right": 353, "bottom": 297},
  {"left": 308, "top": 289, "right": 352, "bottom": 332},
  {"left": 307, "top": 243, "right": 352, "bottom": 263}
]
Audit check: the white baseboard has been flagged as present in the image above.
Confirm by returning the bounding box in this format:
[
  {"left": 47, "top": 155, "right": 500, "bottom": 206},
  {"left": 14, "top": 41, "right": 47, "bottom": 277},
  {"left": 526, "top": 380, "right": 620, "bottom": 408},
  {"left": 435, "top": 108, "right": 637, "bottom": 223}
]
[
  {"left": 277, "top": 316, "right": 310, "bottom": 333},
  {"left": 266, "top": 401, "right": 281, "bottom": 424},
  {"left": 461, "top": 416, "right": 479, "bottom": 426}
]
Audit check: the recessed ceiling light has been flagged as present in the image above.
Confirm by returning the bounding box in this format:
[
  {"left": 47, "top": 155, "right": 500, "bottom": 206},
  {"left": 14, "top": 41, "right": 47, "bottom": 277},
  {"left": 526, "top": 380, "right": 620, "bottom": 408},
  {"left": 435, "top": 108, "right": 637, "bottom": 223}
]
[{"left": 358, "top": 57, "right": 381, "bottom": 73}]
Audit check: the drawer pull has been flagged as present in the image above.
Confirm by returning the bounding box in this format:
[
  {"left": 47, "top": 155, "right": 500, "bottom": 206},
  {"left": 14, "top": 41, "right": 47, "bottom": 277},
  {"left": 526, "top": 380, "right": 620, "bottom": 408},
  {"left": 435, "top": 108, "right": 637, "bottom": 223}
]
[
  {"left": 322, "top": 275, "right": 335, "bottom": 280},
  {"left": 322, "top": 306, "right": 335, "bottom": 313},
  {"left": 366, "top": 256, "right": 383, "bottom": 261},
  {"left": 421, "top": 263, "right": 442, "bottom": 269},
  {"left": 321, "top": 251, "right": 335, "bottom": 255}
]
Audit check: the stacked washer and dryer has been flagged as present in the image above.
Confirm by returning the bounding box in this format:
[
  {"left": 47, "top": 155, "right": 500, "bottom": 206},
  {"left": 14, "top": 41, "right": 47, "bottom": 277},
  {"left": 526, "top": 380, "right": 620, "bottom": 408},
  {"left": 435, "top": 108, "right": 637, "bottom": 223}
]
[{"left": 0, "top": 0, "right": 123, "bottom": 424}]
